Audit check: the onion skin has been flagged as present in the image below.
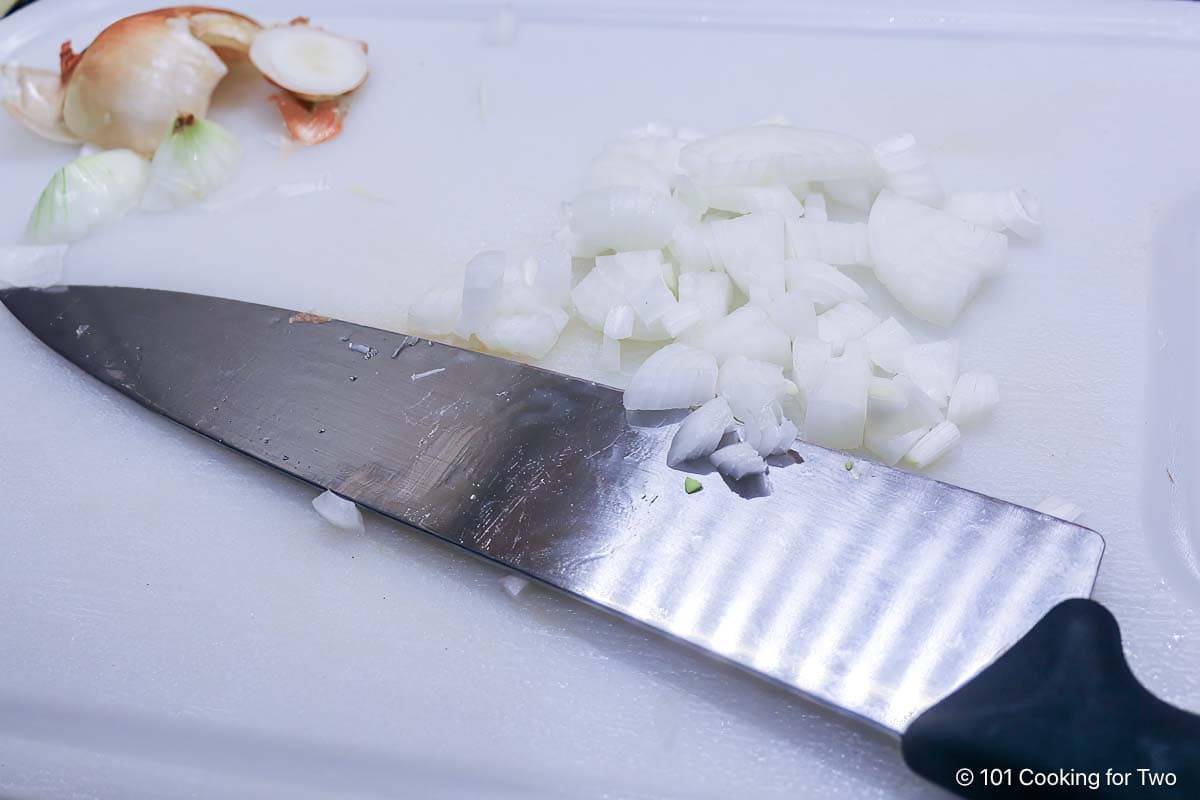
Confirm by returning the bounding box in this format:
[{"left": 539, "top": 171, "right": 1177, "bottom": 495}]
[
  {"left": 0, "top": 64, "right": 78, "bottom": 143},
  {"left": 60, "top": 7, "right": 261, "bottom": 153},
  {"left": 269, "top": 92, "right": 345, "bottom": 146},
  {"left": 252, "top": 19, "right": 370, "bottom": 103}
]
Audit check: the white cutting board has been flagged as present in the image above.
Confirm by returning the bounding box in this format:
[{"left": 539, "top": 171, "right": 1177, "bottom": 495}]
[{"left": 2, "top": 1, "right": 1199, "bottom": 797}]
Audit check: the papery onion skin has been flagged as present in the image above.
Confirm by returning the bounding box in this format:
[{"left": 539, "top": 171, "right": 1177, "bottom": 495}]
[
  {"left": 1, "top": 64, "right": 79, "bottom": 143},
  {"left": 61, "top": 8, "right": 261, "bottom": 153},
  {"left": 269, "top": 92, "right": 346, "bottom": 146}
]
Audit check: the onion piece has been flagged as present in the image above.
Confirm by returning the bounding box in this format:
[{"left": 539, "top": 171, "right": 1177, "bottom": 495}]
[
  {"left": 268, "top": 92, "right": 346, "bottom": 146},
  {"left": 873, "top": 133, "right": 943, "bottom": 207},
  {"left": 867, "top": 376, "right": 908, "bottom": 414},
  {"left": 802, "top": 192, "right": 827, "bottom": 222},
  {"left": 680, "top": 306, "right": 791, "bottom": 367},
  {"left": 661, "top": 301, "right": 702, "bottom": 337},
  {"left": 476, "top": 311, "right": 562, "bottom": 359},
  {"left": 1034, "top": 496, "right": 1084, "bottom": 523},
  {"left": 523, "top": 238, "right": 572, "bottom": 307},
  {"left": 766, "top": 292, "right": 817, "bottom": 340},
  {"left": 786, "top": 219, "right": 872, "bottom": 266},
  {"left": 818, "top": 178, "right": 880, "bottom": 211},
  {"left": 61, "top": 9, "right": 259, "bottom": 153},
  {"left": 566, "top": 187, "right": 689, "bottom": 256},
  {"left": 457, "top": 250, "right": 507, "bottom": 337},
  {"left": 817, "top": 301, "right": 881, "bottom": 356},
  {"left": 141, "top": 113, "right": 240, "bottom": 210},
  {"left": 702, "top": 185, "right": 804, "bottom": 217},
  {"left": 0, "top": 244, "right": 68, "bottom": 289},
  {"left": 898, "top": 339, "right": 960, "bottom": 408},
  {"left": 784, "top": 258, "right": 868, "bottom": 311},
  {"left": 708, "top": 212, "right": 787, "bottom": 297},
  {"left": 802, "top": 341, "right": 870, "bottom": 450},
  {"left": 667, "top": 397, "right": 734, "bottom": 466},
  {"left": 1, "top": 63, "right": 79, "bottom": 143},
  {"left": 864, "top": 425, "right": 928, "bottom": 466},
  {"left": 667, "top": 221, "right": 719, "bottom": 272},
  {"left": 790, "top": 338, "right": 832, "bottom": 405},
  {"left": 407, "top": 284, "right": 461, "bottom": 336},
  {"left": 677, "top": 271, "right": 732, "bottom": 323},
  {"left": 680, "top": 125, "right": 877, "bottom": 186},
  {"left": 603, "top": 305, "right": 635, "bottom": 340},
  {"left": 623, "top": 343, "right": 718, "bottom": 411},
  {"left": 903, "top": 420, "right": 961, "bottom": 468},
  {"left": 26, "top": 149, "right": 149, "bottom": 244},
  {"left": 862, "top": 317, "right": 916, "bottom": 374},
  {"left": 571, "top": 255, "right": 673, "bottom": 341},
  {"left": 311, "top": 489, "right": 364, "bottom": 532},
  {"left": 947, "top": 370, "right": 999, "bottom": 427},
  {"left": 499, "top": 574, "right": 529, "bottom": 597},
  {"left": 868, "top": 190, "right": 1007, "bottom": 325},
  {"left": 944, "top": 189, "right": 1042, "bottom": 240},
  {"left": 250, "top": 21, "right": 369, "bottom": 103},
  {"left": 709, "top": 441, "right": 768, "bottom": 480}
]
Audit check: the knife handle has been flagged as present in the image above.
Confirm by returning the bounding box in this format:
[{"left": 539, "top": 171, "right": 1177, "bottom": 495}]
[{"left": 900, "top": 599, "right": 1200, "bottom": 799}]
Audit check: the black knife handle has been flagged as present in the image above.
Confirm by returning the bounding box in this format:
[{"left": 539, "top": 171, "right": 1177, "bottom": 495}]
[{"left": 901, "top": 599, "right": 1200, "bottom": 799}]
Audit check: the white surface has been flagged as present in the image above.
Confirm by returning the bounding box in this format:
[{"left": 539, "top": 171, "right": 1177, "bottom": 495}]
[{"left": 2, "top": 1, "right": 1200, "bottom": 798}]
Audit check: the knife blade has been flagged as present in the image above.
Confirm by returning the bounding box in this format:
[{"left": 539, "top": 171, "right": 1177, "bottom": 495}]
[{"left": 6, "top": 286, "right": 1197, "bottom": 799}]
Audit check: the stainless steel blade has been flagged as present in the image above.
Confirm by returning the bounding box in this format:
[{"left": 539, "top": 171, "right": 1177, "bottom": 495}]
[{"left": 1, "top": 286, "right": 1104, "bottom": 733}]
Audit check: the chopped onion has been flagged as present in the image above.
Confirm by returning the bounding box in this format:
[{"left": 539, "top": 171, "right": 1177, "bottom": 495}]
[
  {"left": 499, "top": 573, "right": 529, "bottom": 596},
  {"left": 0, "top": 244, "right": 68, "bottom": 289},
  {"left": 667, "top": 221, "right": 719, "bottom": 272},
  {"left": 141, "top": 113, "right": 240, "bottom": 210},
  {"left": 802, "top": 192, "right": 827, "bottom": 222},
  {"left": 817, "top": 301, "right": 881, "bottom": 356},
  {"left": 524, "top": 238, "right": 572, "bottom": 307},
  {"left": 566, "top": 187, "right": 689, "bottom": 256},
  {"left": 867, "top": 376, "right": 908, "bottom": 414},
  {"left": 898, "top": 339, "right": 960, "bottom": 408},
  {"left": 862, "top": 317, "right": 916, "bottom": 374},
  {"left": 708, "top": 212, "right": 787, "bottom": 297},
  {"left": 864, "top": 425, "right": 928, "bottom": 466},
  {"left": 702, "top": 185, "right": 804, "bottom": 217},
  {"left": 680, "top": 306, "right": 791, "bottom": 367},
  {"left": 667, "top": 397, "right": 734, "bottom": 466},
  {"left": 571, "top": 254, "right": 674, "bottom": 341},
  {"left": 407, "top": 284, "right": 461, "bottom": 336},
  {"left": 312, "top": 489, "right": 364, "bottom": 532},
  {"left": 672, "top": 175, "right": 708, "bottom": 221},
  {"left": 587, "top": 152, "right": 672, "bottom": 195},
  {"left": 718, "top": 356, "right": 789, "bottom": 411},
  {"left": 26, "top": 149, "right": 150, "bottom": 244},
  {"left": 630, "top": 275, "right": 677, "bottom": 326},
  {"left": 947, "top": 371, "right": 999, "bottom": 427},
  {"left": 802, "top": 341, "right": 870, "bottom": 450},
  {"left": 789, "top": 338, "right": 832, "bottom": 404},
  {"left": 661, "top": 301, "right": 702, "bottom": 337},
  {"left": 1034, "top": 496, "right": 1084, "bottom": 523},
  {"left": 873, "top": 133, "right": 943, "bottom": 207},
  {"left": 677, "top": 271, "right": 732, "bottom": 323},
  {"left": 766, "top": 292, "right": 817, "bottom": 340},
  {"left": 250, "top": 21, "right": 369, "bottom": 103},
  {"left": 601, "top": 335, "right": 621, "bottom": 372},
  {"left": 457, "top": 250, "right": 507, "bottom": 337},
  {"left": 903, "top": 420, "right": 961, "bottom": 468},
  {"left": 680, "top": 125, "right": 877, "bottom": 186},
  {"left": 868, "top": 190, "right": 1006, "bottom": 325},
  {"left": 623, "top": 343, "right": 718, "bottom": 411},
  {"left": 863, "top": 375, "right": 941, "bottom": 465},
  {"left": 786, "top": 219, "right": 872, "bottom": 266},
  {"left": 603, "top": 305, "right": 635, "bottom": 340},
  {"left": 819, "top": 178, "right": 880, "bottom": 211},
  {"left": 944, "top": 189, "right": 1042, "bottom": 240},
  {"left": 784, "top": 259, "right": 868, "bottom": 311},
  {"left": 709, "top": 441, "right": 768, "bottom": 480},
  {"left": 476, "top": 311, "right": 561, "bottom": 359}
]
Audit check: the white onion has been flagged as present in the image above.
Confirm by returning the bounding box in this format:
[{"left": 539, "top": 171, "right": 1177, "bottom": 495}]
[
  {"left": 312, "top": 490, "right": 364, "bottom": 532},
  {"left": 457, "top": 250, "right": 507, "bottom": 337},
  {"left": 873, "top": 133, "right": 943, "bottom": 207},
  {"left": 250, "top": 22, "right": 369, "bottom": 103},
  {"left": 476, "top": 311, "right": 562, "bottom": 359},
  {"left": 679, "top": 306, "right": 791, "bottom": 366},
  {"left": 819, "top": 178, "right": 880, "bottom": 211},
  {"left": 862, "top": 317, "right": 916, "bottom": 374},
  {"left": 867, "top": 376, "right": 908, "bottom": 414},
  {"left": 667, "top": 221, "right": 719, "bottom": 272},
  {"left": 407, "top": 284, "right": 461, "bottom": 336},
  {"left": 667, "top": 397, "right": 734, "bottom": 466},
  {"left": 947, "top": 371, "right": 999, "bottom": 427},
  {"left": 0, "top": 244, "right": 68, "bottom": 289},
  {"left": 141, "top": 114, "right": 240, "bottom": 210},
  {"left": 898, "top": 339, "right": 960, "bottom": 408},
  {"left": 26, "top": 150, "right": 150, "bottom": 244},
  {"left": 631, "top": 275, "right": 678, "bottom": 326},
  {"left": 718, "top": 356, "right": 790, "bottom": 415},
  {"left": 802, "top": 340, "right": 870, "bottom": 450},
  {"left": 802, "top": 192, "right": 827, "bottom": 222},
  {"left": 661, "top": 301, "right": 702, "bottom": 337},
  {"left": 524, "top": 238, "right": 573, "bottom": 307},
  {"left": 903, "top": 420, "right": 961, "bottom": 468},
  {"left": 864, "top": 425, "right": 928, "bottom": 466},
  {"left": 708, "top": 212, "right": 787, "bottom": 297},
  {"left": 623, "top": 343, "right": 718, "bottom": 411},
  {"left": 868, "top": 190, "right": 1007, "bottom": 326},
  {"left": 566, "top": 187, "right": 688, "bottom": 256},
  {"left": 570, "top": 258, "right": 671, "bottom": 341},
  {"left": 603, "top": 305, "right": 635, "bottom": 340},
  {"left": 499, "top": 574, "right": 529, "bottom": 597},
  {"left": 766, "top": 292, "right": 817, "bottom": 340},
  {"left": 944, "top": 189, "right": 1042, "bottom": 240},
  {"left": 1034, "top": 496, "right": 1084, "bottom": 523},
  {"left": 786, "top": 219, "right": 872, "bottom": 266},
  {"left": 784, "top": 258, "right": 868, "bottom": 311},
  {"left": 586, "top": 152, "right": 672, "bottom": 195},
  {"left": 702, "top": 185, "right": 804, "bottom": 217},
  {"left": 680, "top": 125, "right": 877, "bottom": 186},
  {"left": 742, "top": 405, "right": 798, "bottom": 457},
  {"left": 595, "top": 250, "right": 665, "bottom": 284},
  {"left": 601, "top": 335, "right": 621, "bottom": 372},
  {"left": 677, "top": 271, "right": 732, "bottom": 323},
  {"left": 817, "top": 301, "right": 881, "bottom": 356},
  {"left": 709, "top": 441, "right": 768, "bottom": 480},
  {"left": 789, "top": 338, "right": 832, "bottom": 404}
]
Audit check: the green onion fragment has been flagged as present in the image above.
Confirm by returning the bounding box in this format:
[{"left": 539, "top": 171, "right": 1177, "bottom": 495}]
[
  {"left": 684, "top": 477, "right": 703, "bottom": 494},
  {"left": 844, "top": 460, "right": 855, "bottom": 471}
]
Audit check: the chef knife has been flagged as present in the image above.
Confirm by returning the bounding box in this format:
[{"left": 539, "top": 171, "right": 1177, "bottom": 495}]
[{"left": 3, "top": 285, "right": 1197, "bottom": 799}]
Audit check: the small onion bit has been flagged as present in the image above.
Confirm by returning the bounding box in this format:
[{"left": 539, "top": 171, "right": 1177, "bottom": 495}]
[
  {"left": 311, "top": 489, "right": 365, "bottom": 532},
  {"left": 1, "top": 63, "right": 78, "bottom": 143},
  {"left": 269, "top": 92, "right": 347, "bottom": 147}
]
